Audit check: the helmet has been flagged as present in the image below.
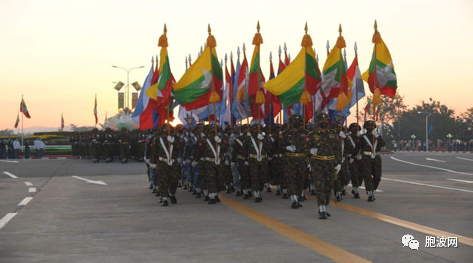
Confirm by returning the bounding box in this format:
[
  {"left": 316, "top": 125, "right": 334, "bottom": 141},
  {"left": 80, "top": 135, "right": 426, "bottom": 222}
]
[
  {"left": 316, "top": 113, "right": 329, "bottom": 122},
  {"left": 289, "top": 114, "right": 302, "bottom": 124},
  {"left": 363, "top": 120, "right": 376, "bottom": 129},
  {"left": 349, "top": 123, "right": 360, "bottom": 132}
]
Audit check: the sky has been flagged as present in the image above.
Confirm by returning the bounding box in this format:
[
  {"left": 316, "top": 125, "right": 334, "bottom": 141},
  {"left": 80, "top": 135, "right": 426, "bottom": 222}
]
[{"left": 1, "top": 0, "right": 472, "bottom": 130}]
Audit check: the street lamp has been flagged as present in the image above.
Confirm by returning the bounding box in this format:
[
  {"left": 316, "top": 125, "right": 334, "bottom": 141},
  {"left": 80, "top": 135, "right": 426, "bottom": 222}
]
[
  {"left": 418, "top": 111, "right": 432, "bottom": 151},
  {"left": 411, "top": 134, "right": 416, "bottom": 151},
  {"left": 112, "top": 65, "right": 144, "bottom": 110}
]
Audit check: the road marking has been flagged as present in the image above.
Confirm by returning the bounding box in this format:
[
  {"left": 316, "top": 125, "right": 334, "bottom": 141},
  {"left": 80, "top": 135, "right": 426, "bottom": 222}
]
[
  {"left": 383, "top": 177, "right": 473, "bottom": 193},
  {"left": 347, "top": 184, "right": 384, "bottom": 192},
  {"left": 426, "top": 158, "right": 445, "bottom": 163},
  {"left": 456, "top": 157, "right": 473, "bottom": 162},
  {"left": 18, "top": 197, "right": 33, "bottom": 206},
  {"left": 24, "top": 182, "right": 33, "bottom": 186},
  {"left": 3, "top": 172, "right": 18, "bottom": 178},
  {"left": 330, "top": 201, "right": 473, "bottom": 247},
  {"left": 0, "top": 160, "right": 19, "bottom": 163},
  {"left": 71, "top": 176, "right": 107, "bottom": 185},
  {"left": 390, "top": 157, "right": 473, "bottom": 176},
  {"left": 220, "top": 196, "right": 371, "bottom": 263},
  {"left": 447, "top": 178, "right": 473, "bottom": 184},
  {"left": 29, "top": 188, "right": 36, "bottom": 193},
  {"left": 0, "top": 213, "right": 17, "bottom": 230}
]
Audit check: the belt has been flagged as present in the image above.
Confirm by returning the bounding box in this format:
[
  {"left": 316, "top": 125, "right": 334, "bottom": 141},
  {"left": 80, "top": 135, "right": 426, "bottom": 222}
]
[
  {"left": 285, "top": 152, "right": 306, "bottom": 157},
  {"left": 250, "top": 154, "right": 267, "bottom": 159},
  {"left": 200, "top": 157, "right": 206, "bottom": 161},
  {"left": 158, "top": 157, "right": 175, "bottom": 162},
  {"left": 205, "top": 157, "right": 215, "bottom": 162},
  {"left": 363, "top": 151, "right": 380, "bottom": 156},
  {"left": 121, "top": 142, "right": 129, "bottom": 144},
  {"left": 273, "top": 154, "right": 283, "bottom": 158},
  {"left": 237, "top": 156, "right": 246, "bottom": 160},
  {"left": 106, "top": 143, "right": 114, "bottom": 145},
  {"left": 311, "top": 155, "right": 335, "bottom": 161}
]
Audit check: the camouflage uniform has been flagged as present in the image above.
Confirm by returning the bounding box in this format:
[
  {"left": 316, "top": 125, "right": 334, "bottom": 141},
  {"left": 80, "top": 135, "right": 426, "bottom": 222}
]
[
  {"left": 119, "top": 128, "right": 131, "bottom": 163},
  {"left": 309, "top": 113, "right": 342, "bottom": 219},
  {"left": 356, "top": 121, "right": 385, "bottom": 201},
  {"left": 104, "top": 129, "right": 116, "bottom": 163},
  {"left": 346, "top": 123, "right": 363, "bottom": 198},
  {"left": 281, "top": 115, "right": 310, "bottom": 208},
  {"left": 270, "top": 127, "right": 286, "bottom": 196},
  {"left": 232, "top": 129, "right": 251, "bottom": 198}
]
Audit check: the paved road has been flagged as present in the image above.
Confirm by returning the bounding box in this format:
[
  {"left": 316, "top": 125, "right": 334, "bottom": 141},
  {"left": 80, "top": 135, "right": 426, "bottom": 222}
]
[{"left": 0, "top": 153, "right": 472, "bottom": 263}]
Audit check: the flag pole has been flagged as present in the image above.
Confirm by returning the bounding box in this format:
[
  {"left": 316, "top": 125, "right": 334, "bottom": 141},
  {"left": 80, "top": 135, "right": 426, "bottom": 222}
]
[
  {"left": 268, "top": 51, "right": 272, "bottom": 134},
  {"left": 256, "top": 21, "right": 262, "bottom": 138},
  {"left": 243, "top": 43, "right": 250, "bottom": 130},
  {"left": 354, "top": 42, "right": 359, "bottom": 127},
  {"left": 338, "top": 25, "right": 343, "bottom": 142},
  {"left": 208, "top": 24, "right": 219, "bottom": 163},
  {"left": 313, "top": 48, "right": 317, "bottom": 124},
  {"left": 21, "top": 95, "right": 24, "bottom": 146}
]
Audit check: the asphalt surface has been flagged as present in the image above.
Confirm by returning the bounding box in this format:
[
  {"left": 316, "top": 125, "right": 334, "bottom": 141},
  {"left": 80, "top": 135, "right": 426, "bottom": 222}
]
[{"left": 0, "top": 152, "right": 472, "bottom": 263}]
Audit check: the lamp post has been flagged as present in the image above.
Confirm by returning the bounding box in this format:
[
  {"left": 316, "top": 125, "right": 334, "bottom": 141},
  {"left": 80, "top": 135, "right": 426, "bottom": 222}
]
[
  {"left": 411, "top": 134, "right": 416, "bottom": 151},
  {"left": 112, "top": 65, "right": 144, "bottom": 110},
  {"left": 418, "top": 111, "right": 432, "bottom": 151}
]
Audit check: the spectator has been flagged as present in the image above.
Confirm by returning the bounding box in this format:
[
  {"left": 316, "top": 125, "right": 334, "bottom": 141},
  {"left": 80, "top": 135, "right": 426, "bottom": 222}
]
[
  {"left": 24, "top": 140, "right": 31, "bottom": 159},
  {"left": 13, "top": 138, "right": 20, "bottom": 159}
]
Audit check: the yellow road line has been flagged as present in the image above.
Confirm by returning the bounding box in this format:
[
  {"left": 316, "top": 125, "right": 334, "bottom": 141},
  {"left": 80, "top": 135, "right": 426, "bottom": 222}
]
[
  {"left": 330, "top": 201, "right": 473, "bottom": 247},
  {"left": 220, "top": 196, "right": 371, "bottom": 263},
  {"left": 270, "top": 185, "right": 473, "bottom": 247}
]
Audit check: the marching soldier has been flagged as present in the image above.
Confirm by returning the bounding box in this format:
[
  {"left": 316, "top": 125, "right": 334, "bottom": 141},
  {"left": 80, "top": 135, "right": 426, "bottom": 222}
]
[
  {"left": 346, "top": 123, "right": 363, "bottom": 198},
  {"left": 308, "top": 113, "right": 342, "bottom": 219},
  {"left": 357, "top": 121, "right": 385, "bottom": 201},
  {"left": 119, "top": 127, "right": 131, "bottom": 163},
  {"left": 282, "top": 114, "right": 310, "bottom": 209}
]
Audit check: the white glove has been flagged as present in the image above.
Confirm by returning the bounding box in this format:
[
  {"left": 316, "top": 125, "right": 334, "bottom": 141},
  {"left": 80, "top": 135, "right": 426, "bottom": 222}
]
[
  {"left": 246, "top": 132, "right": 251, "bottom": 136},
  {"left": 244, "top": 161, "right": 249, "bottom": 166},
  {"left": 335, "top": 164, "right": 341, "bottom": 174},
  {"left": 214, "top": 136, "right": 221, "bottom": 143},
  {"left": 257, "top": 134, "right": 264, "bottom": 140},
  {"left": 357, "top": 154, "right": 362, "bottom": 160},
  {"left": 150, "top": 164, "right": 156, "bottom": 169},
  {"left": 279, "top": 131, "right": 282, "bottom": 135},
  {"left": 269, "top": 134, "right": 273, "bottom": 137},
  {"left": 231, "top": 162, "right": 237, "bottom": 167},
  {"left": 310, "top": 148, "right": 318, "bottom": 155},
  {"left": 191, "top": 161, "right": 198, "bottom": 167},
  {"left": 230, "top": 134, "right": 235, "bottom": 138},
  {"left": 349, "top": 158, "right": 354, "bottom": 164},
  {"left": 360, "top": 129, "right": 366, "bottom": 136},
  {"left": 92, "top": 139, "right": 97, "bottom": 142},
  {"left": 167, "top": 136, "right": 175, "bottom": 143},
  {"left": 129, "top": 145, "right": 132, "bottom": 149},
  {"left": 342, "top": 157, "right": 345, "bottom": 163},
  {"left": 339, "top": 131, "right": 346, "bottom": 139},
  {"left": 225, "top": 160, "right": 230, "bottom": 165},
  {"left": 119, "top": 140, "right": 122, "bottom": 143},
  {"left": 372, "top": 129, "right": 379, "bottom": 138},
  {"left": 200, "top": 133, "right": 206, "bottom": 137},
  {"left": 104, "top": 140, "right": 108, "bottom": 143},
  {"left": 286, "top": 145, "right": 296, "bottom": 152},
  {"left": 183, "top": 137, "right": 188, "bottom": 142},
  {"left": 177, "top": 158, "right": 182, "bottom": 164}
]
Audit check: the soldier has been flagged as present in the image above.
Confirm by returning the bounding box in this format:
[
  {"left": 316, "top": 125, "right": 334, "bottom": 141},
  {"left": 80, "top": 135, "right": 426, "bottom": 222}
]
[
  {"left": 332, "top": 123, "right": 348, "bottom": 202},
  {"left": 357, "top": 121, "right": 385, "bottom": 201},
  {"left": 119, "top": 127, "right": 131, "bottom": 163},
  {"left": 0, "top": 139, "right": 6, "bottom": 159},
  {"left": 271, "top": 125, "right": 286, "bottom": 196},
  {"left": 191, "top": 125, "right": 203, "bottom": 198},
  {"left": 308, "top": 113, "right": 342, "bottom": 219},
  {"left": 232, "top": 125, "right": 251, "bottom": 199},
  {"left": 153, "top": 124, "right": 180, "bottom": 206},
  {"left": 244, "top": 124, "right": 272, "bottom": 203},
  {"left": 282, "top": 114, "right": 310, "bottom": 209},
  {"left": 90, "top": 128, "right": 102, "bottom": 163},
  {"left": 104, "top": 128, "right": 116, "bottom": 163},
  {"left": 346, "top": 123, "right": 363, "bottom": 198}
]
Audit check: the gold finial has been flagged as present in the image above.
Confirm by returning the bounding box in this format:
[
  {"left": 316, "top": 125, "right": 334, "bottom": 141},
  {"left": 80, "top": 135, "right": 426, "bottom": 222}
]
[
  {"left": 304, "top": 22, "right": 308, "bottom": 34},
  {"left": 339, "top": 24, "right": 342, "bottom": 36},
  {"left": 374, "top": 20, "right": 378, "bottom": 32},
  {"left": 164, "top": 23, "right": 167, "bottom": 34},
  {"left": 208, "top": 24, "right": 211, "bottom": 35},
  {"left": 257, "top": 21, "right": 260, "bottom": 33}
]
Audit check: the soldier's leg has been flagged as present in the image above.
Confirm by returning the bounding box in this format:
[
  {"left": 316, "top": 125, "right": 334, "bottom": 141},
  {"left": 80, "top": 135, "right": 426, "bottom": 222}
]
[
  {"left": 200, "top": 162, "right": 210, "bottom": 201},
  {"left": 238, "top": 160, "right": 250, "bottom": 198},
  {"left": 249, "top": 160, "right": 260, "bottom": 195},
  {"left": 207, "top": 164, "right": 218, "bottom": 204},
  {"left": 312, "top": 161, "right": 327, "bottom": 207},
  {"left": 168, "top": 163, "right": 179, "bottom": 204},
  {"left": 231, "top": 163, "right": 241, "bottom": 196},
  {"left": 372, "top": 157, "right": 382, "bottom": 197},
  {"left": 349, "top": 161, "right": 361, "bottom": 198},
  {"left": 153, "top": 168, "right": 161, "bottom": 196},
  {"left": 159, "top": 165, "right": 171, "bottom": 206},
  {"left": 193, "top": 163, "right": 202, "bottom": 197},
  {"left": 260, "top": 159, "right": 270, "bottom": 193},
  {"left": 361, "top": 157, "right": 375, "bottom": 201}
]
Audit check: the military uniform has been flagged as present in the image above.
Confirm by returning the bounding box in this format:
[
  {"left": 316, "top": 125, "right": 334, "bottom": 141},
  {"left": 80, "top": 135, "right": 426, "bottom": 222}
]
[
  {"left": 346, "top": 123, "right": 363, "bottom": 198},
  {"left": 119, "top": 128, "right": 131, "bottom": 163},
  {"left": 232, "top": 128, "right": 251, "bottom": 199}
]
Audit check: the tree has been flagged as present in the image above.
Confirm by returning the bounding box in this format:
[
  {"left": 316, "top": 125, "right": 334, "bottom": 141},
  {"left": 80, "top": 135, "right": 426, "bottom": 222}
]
[{"left": 0, "top": 129, "right": 14, "bottom": 136}]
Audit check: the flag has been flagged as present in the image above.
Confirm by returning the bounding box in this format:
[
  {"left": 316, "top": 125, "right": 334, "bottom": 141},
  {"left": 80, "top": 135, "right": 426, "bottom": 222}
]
[
  {"left": 320, "top": 29, "right": 350, "bottom": 112},
  {"left": 61, "top": 113, "right": 64, "bottom": 130},
  {"left": 14, "top": 113, "right": 19, "bottom": 128},
  {"left": 131, "top": 81, "right": 142, "bottom": 91},
  {"left": 146, "top": 40, "right": 174, "bottom": 110},
  {"left": 265, "top": 58, "right": 281, "bottom": 127},
  {"left": 264, "top": 30, "right": 320, "bottom": 111},
  {"left": 429, "top": 119, "right": 433, "bottom": 136},
  {"left": 94, "top": 95, "right": 98, "bottom": 124},
  {"left": 114, "top": 81, "right": 125, "bottom": 91},
  {"left": 174, "top": 36, "right": 223, "bottom": 111},
  {"left": 131, "top": 93, "right": 138, "bottom": 109},
  {"left": 362, "top": 23, "right": 397, "bottom": 100},
  {"left": 20, "top": 98, "right": 31, "bottom": 118},
  {"left": 118, "top": 93, "right": 124, "bottom": 109},
  {"left": 347, "top": 53, "right": 365, "bottom": 108},
  {"left": 131, "top": 62, "right": 156, "bottom": 129},
  {"left": 222, "top": 61, "right": 232, "bottom": 127}
]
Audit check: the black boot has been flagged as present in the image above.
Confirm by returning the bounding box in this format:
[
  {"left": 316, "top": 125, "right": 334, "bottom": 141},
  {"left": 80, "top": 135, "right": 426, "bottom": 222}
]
[
  {"left": 152, "top": 188, "right": 157, "bottom": 193},
  {"left": 215, "top": 196, "right": 221, "bottom": 203},
  {"left": 341, "top": 189, "right": 347, "bottom": 196},
  {"left": 266, "top": 187, "right": 272, "bottom": 193},
  {"left": 248, "top": 191, "right": 253, "bottom": 197},
  {"left": 282, "top": 193, "right": 288, "bottom": 199},
  {"left": 195, "top": 193, "right": 202, "bottom": 198},
  {"left": 319, "top": 212, "right": 327, "bottom": 219},
  {"left": 311, "top": 190, "right": 316, "bottom": 196},
  {"left": 155, "top": 191, "right": 161, "bottom": 197},
  {"left": 189, "top": 187, "right": 194, "bottom": 193},
  {"left": 226, "top": 189, "right": 231, "bottom": 194},
  {"left": 162, "top": 200, "right": 168, "bottom": 206},
  {"left": 208, "top": 198, "right": 216, "bottom": 205},
  {"left": 255, "top": 197, "right": 262, "bottom": 203},
  {"left": 276, "top": 190, "right": 281, "bottom": 196},
  {"left": 230, "top": 186, "right": 235, "bottom": 192},
  {"left": 336, "top": 195, "right": 342, "bottom": 202},
  {"left": 299, "top": 195, "right": 305, "bottom": 202},
  {"left": 243, "top": 193, "right": 249, "bottom": 199},
  {"left": 170, "top": 196, "right": 177, "bottom": 204},
  {"left": 297, "top": 202, "right": 303, "bottom": 208},
  {"left": 368, "top": 196, "right": 374, "bottom": 202},
  {"left": 204, "top": 196, "right": 210, "bottom": 201},
  {"left": 149, "top": 185, "right": 153, "bottom": 190},
  {"left": 291, "top": 202, "right": 299, "bottom": 209},
  {"left": 354, "top": 193, "right": 360, "bottom": 199},
  {"left": 236, "top": 190, "right": 242, "bottom": 197}
]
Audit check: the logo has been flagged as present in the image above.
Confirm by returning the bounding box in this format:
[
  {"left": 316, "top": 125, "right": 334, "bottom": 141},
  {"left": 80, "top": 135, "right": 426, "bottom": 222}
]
[{"left": 402, "top": 234, "right": 420, "bottom": 250}]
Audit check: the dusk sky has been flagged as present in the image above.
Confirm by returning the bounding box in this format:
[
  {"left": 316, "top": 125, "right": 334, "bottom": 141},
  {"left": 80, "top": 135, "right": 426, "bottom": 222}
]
[{"left": 1, "top": 0, "right": 472, "bottom": 129}]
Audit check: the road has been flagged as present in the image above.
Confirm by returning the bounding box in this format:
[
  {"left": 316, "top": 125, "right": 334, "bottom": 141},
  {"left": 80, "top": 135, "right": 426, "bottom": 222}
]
[{"left": 0, "top": 152, "right": 472, "bottom": 263}]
